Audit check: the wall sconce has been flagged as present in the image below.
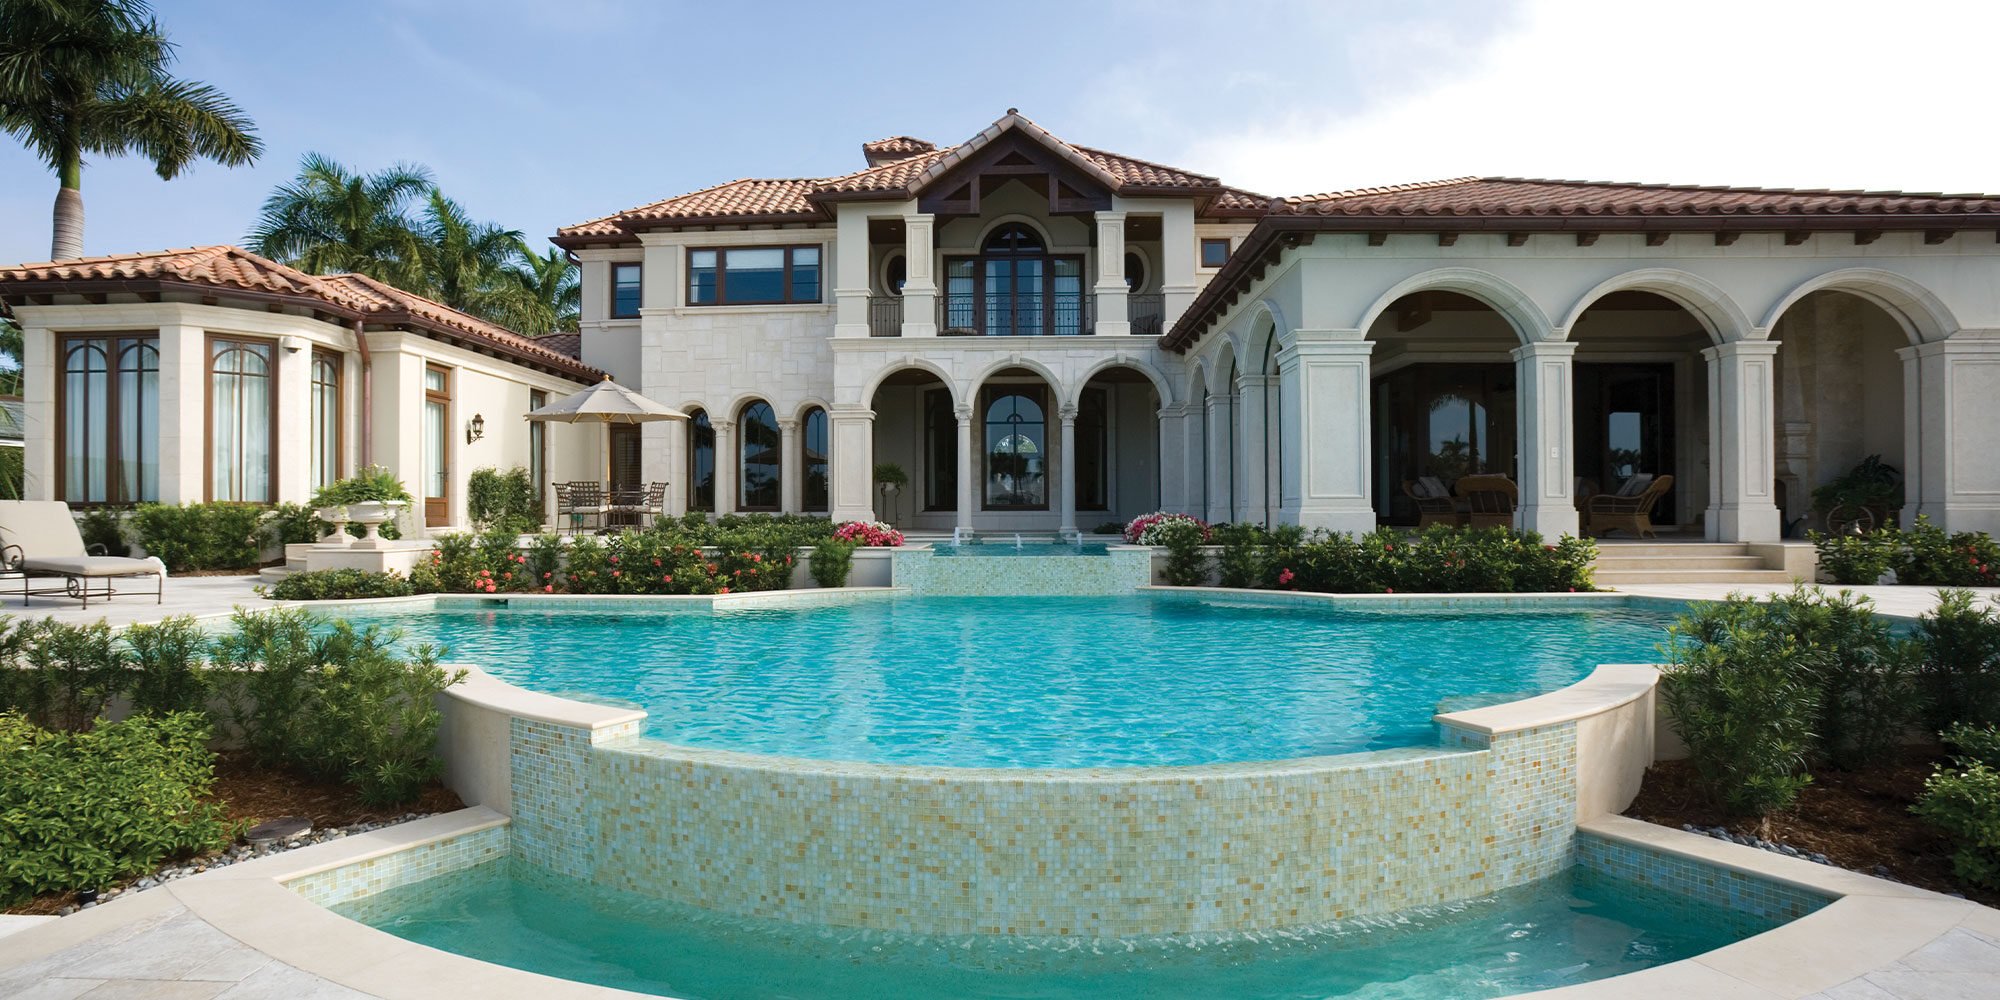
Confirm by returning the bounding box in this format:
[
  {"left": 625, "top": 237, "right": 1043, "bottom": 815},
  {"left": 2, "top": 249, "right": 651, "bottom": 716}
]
[{"left": 466, "top": 413, "right": 485, "bottom": 444}]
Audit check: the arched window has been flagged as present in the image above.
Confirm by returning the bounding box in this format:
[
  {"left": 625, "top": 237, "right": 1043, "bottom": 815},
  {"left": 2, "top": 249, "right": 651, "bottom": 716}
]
[
  {"left": 209, "top": 337, "right": 274, "bottom": 502},
  {"left": 801, "top": 407, "right": 829, "bottom": 513},
  {"left": 60, "top": 336, "right": 160, "bottom": 504},
  {"left": 687, "top": 409, "right": 715, "bottom": 512},
  {"left": 942, "top": 223, "right": 1085, "bottom": 336},
  {"left": 983, "top": 223, "right": 1045, "bottom": 255},
  {"left": 982, "top": 387, "right": 1047, "bottom": 510},
  {"left": 310, "top": 351, "right": 341, "bottom": 492},
  {"left": 738, "top": 401, "right": 780, "bottom": 510}
]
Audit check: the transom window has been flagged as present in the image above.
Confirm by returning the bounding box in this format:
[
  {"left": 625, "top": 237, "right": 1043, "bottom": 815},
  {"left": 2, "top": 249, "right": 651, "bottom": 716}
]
[
  {"left": 941, "top": 223, "right": 1087, "bottom": 336},
  {"left": 687, "top": 246, "right": 821, "bottom": 305},
  {"left": 59, "top": 333, "right": 158, "bottom": 504},
  {"left": 611, "top": 263, "right": 643, "bottom": 318},
  {"left": 983, "top": 386, "right": 1047, "bottom": 510}
]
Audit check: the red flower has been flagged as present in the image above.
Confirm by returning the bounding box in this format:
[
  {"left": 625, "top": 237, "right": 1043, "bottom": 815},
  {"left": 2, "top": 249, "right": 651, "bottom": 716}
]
[
  {"left": 785, "top": 555, "right": 793, "bottom": 566},
  {"left": 503, "top": 572, "right": 512, "bottom": 580},
  {"left": 1278, "top": 568, "right": 1296, "bottom": 585},
  {"left": 1385, "top": 587, "right": 1395, "bottom": 594},
  {"left": 543, "top": 572, "right": 552, "bottom": 579},
  {"left": 663, "top": 575, "right": 672, "bottom": 583},
  {"left": 751, "top": 553, "right": 762, "bottom": 563},
  {"left": 1384, "top": 543, "right": 1395, "bottom": 552},
  {"left": 609, "top": 555, "right": 619, "bottom": 564},
  {"left": 719, "top": 586, "right": 731, "bottom": 594},
  {"left": 611, "top": 570, "right": 621, "bottom": 578},
  {"left": 543, "top": 585, "right": 553, "bottom": 593},
  {"left": 653, "top": 558, "right": 661, "bottom": 567}
]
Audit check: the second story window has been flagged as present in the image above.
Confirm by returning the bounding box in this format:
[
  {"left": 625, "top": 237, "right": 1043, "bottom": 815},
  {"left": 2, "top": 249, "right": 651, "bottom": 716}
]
[
  {"left": 1200, "top": 238, "right": 1231, "bottom": 268},
  {"left": 687, "top": 246, "right": 822, "bottom": 306},
  {"left": 611, "top": 263, "right": 643, "bottom": 318}
]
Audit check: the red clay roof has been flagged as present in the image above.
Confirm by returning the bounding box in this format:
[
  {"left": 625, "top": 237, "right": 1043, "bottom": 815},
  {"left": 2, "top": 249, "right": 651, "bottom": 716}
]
[
  {"left": 1280, "top": 177, "right": 2000, "bottom": 218},
  {"left": 0, "top": 246, "right": 602, "bottom": 381},
  {"left": 555, "top": 111, "right": 1252, "bottom": 244},
  {"left": 534, "top": 331, "right": 583, "bottom": 360}
]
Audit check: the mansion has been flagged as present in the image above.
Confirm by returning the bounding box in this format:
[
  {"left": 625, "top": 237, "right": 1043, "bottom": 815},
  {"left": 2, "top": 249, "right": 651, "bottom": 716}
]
[{"left": 7, "top": 110, "right": 2000, "bottom": 540}]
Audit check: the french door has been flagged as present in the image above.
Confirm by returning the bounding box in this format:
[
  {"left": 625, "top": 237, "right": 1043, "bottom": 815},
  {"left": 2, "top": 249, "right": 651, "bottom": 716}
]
[{"left": 424, "top": 364, "right": 451, "bottom": 526}]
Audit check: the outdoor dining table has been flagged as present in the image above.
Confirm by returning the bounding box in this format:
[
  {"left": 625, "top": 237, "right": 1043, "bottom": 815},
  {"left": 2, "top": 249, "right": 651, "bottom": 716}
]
[{"left": 555, "top": 481, "right": 667, "bottom": 531}]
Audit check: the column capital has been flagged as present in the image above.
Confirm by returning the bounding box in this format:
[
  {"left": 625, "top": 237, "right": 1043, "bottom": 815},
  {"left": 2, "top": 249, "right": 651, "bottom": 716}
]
[
  {"left": 777, "top": 418, "right": 799, "bottom": 431},
  {"left": 1701, "top": 339, "right": 1780, "bottom": 361},
  {"left": 954, "top": 404, "right": 974, "bottom": 423},
  {"left": 1059, "top": 405, "right": 1078, "bottom": 423},
  {"left": 1509, "top": 340, "right": 1578, "bottom": 361},
  {"left": 714, "top": 419, "right": 736, "bottom": 433},
  {"left": 830, "top": 406, "right": 876, "bottom": 420}
]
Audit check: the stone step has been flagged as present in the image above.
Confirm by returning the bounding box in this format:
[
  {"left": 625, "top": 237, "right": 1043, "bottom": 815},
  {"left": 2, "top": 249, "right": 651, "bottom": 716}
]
[
  {"left": 1594, "top": 568, "right": 1797, "bottom": 586},
  {"left": 1591, "top": 542, "right": 1754, "bottom": 557},
  {"left": 257, "top": 566, "right": 296, "bottom": 584},
  {"left": 1593, "top": 555, "right": 1772, "bottom": 571}
]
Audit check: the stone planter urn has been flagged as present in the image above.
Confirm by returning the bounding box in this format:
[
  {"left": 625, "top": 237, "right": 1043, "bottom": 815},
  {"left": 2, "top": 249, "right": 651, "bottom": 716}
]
[
  {"left": 346, "top": 500, "right": 407, "bottom": 548},
  {"left": 315, "top": 506, "right": 351, "bottom": 547}
]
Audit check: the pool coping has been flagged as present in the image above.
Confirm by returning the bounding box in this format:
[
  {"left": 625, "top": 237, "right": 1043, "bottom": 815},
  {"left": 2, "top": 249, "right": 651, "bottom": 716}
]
[{"left": 3, "top": 807, "right": 1991, "bottom": 1000}]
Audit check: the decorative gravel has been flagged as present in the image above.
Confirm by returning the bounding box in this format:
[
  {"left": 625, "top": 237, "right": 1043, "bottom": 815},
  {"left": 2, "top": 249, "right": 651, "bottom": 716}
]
[
  {"left": 56, "top": 813, "right": 435, "bottom": 916},
  {"left": 1678, "top": 822, "right": 1953, "bottom": 891}
]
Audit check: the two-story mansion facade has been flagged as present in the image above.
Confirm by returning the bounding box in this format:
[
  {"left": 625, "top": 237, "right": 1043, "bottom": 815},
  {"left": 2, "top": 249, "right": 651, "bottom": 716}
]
[{"left": 561, "top": 111, "right": 2000, "bottom": 539}]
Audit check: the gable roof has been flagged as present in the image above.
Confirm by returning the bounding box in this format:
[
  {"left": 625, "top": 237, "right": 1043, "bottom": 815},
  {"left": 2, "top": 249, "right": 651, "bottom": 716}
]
[
  {"left": 555, "top": 111, "right": 1260, "bottom": 246},
  {"left": 1160, "top": 176, "right": 2000, "bottom": 353},
  {"left": 0, "top": 246, "right": 603, "bottom": 382}
]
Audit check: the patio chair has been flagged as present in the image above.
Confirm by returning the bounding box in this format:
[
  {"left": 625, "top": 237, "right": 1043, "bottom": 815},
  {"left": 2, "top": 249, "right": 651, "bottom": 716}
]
[
  {"left": 1402, "top": 477, "right": 1465, "bottom": 528},
  {"left": 1455, "top": 475, "right": 1518, "bottom": 530},
  {"left": 606, "top": 482, "right": 667, "bottom": 529},
  {"left": 1584, "top": 474, "right": 1675, "bottom": 538},
  {"left": 0, "top": 500, "right": 164, "bottom": 606},
  {"left": 556, "top": 481, "right": 604, "bottom": 532}
]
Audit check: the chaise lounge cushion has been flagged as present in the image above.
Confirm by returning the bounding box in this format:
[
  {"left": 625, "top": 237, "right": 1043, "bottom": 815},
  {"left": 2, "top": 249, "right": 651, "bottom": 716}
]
[
  {"left": 0, "top": 501, "right": 166, "bottom": 579},
  {"left": 21, "top": 556, "right": 163, "bottom": 578}
]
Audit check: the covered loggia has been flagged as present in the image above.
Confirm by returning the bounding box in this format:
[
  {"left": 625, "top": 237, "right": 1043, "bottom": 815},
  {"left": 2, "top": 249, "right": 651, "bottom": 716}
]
[{"left": 1769, "top": 289, "right": 1914, "bottom": 534}]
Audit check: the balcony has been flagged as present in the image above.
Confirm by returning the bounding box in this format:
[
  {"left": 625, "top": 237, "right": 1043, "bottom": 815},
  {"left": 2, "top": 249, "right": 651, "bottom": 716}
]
[
  {"left": 937, "top": 292, "right": 1094, "bottom": 336},
  {"left": 1129, "top": 294, "right": 1164, "bottom": 338},
  {"left": 869, "top": 296, "right": 902, "bottom": 337}
]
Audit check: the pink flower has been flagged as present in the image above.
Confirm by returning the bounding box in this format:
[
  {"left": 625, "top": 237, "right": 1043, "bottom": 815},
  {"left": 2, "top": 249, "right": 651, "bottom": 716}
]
[
  {"left": 609, "top": 556, "right": 619, "bottom": 564},
  {"left": 663, "top": 574, "right": 672, "bottom": 583},
  {"left": 1385, "top": 587, "right": 1395, "bottom": 594},
  {"left": 751, "top": 553, "right": 762, "bottom": 563},
  {"left": 611, "top": 570, "right": 621, "bottom": 578},
  {"left": 543, "top": 584, "right": 553, "bottom": 593},
  {"left": 543, "top": 571, "right": 552, "bottom": 579},
  {"left": 718, "top": 586, "right": 731, "bottom": 594},
  {"left": 1278, "top": 568, "right": 1295, "bottom": 585}
]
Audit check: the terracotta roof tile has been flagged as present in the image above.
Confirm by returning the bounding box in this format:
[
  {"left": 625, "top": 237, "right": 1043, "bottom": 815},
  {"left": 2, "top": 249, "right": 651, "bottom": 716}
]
[
  {"left": 861, "top": 135, "right": 936, "bottom": 158},
  {"left": 534, "top": 331, "right": 583, "bottom": 360},
  {"left": 0, "top": 246, "right": 601, "bottom": 381},
  {"left": 1071, "top": 144, "right": 1218, "bottom": 189},
  {"left": 1281, "top": 177, "right": 2000, "bottom": 218}
]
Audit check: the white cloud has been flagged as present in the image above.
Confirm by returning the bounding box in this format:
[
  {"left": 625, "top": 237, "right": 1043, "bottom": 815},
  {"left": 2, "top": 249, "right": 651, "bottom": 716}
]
[{"left": 1177, "top": 0, "right": 2000, "bottom": 197}]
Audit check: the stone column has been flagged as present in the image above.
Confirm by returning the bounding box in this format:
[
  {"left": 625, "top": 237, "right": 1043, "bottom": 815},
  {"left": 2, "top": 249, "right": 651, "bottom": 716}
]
[
  {"left": 1092, "top": 211, "right": 1130, "bottom": 336},
  {"left": 1156, "top": 404, "right": 1187, "bottom": 514},
  {"left": 1511, "top": 341, "right": 1579, "bottom": 537},
  {"left": 1185, "top": 396, "right": 1209, "bottom": 517},
  {"left": 1907, "top": 335, "right": 2000, "bottom": 534},
  {"left": 664, "top": 418, "right": 689, "bottom": 517},
  {"left": 1204, "top": 390, "right": 1234, "bottom": 524},
  {"left": 778, "top": 417, "right": 800, "bottom": 514},
  {"left": 1897, "top": 344, "right": 1924, "bottom": 528},
  {"left": 713, "top": 418, "right": 737, "bottom": 515},
  {"left": 157, "top": 322, "right": 207, "bottom": 504},
  {"left": 19, "top": 322, "right": 53, "bottom": 500},
  {"left": 1702, "top": 341, "right": 1782, "bottom": 542},
  {"left": 902, "top": 212, "right": 937, "bottom": 337},
  {"left": 1159, "top": 203, "right": 1198, "bottom": 329},
  {"left": 1276, "top": 338, "right": 1376, "bottom": 535},
  {"left": 1235, "top": 374, "right": 1270, "bottom": 526},
  {"left": 955, "top": 405, "right": 975, "bottom": 536},
  {"left": 1059, "top": 404, "right": 1079, "bottom": 536},
  {"left": 828, "top": 407, "right": 876, "bottom": 523},
  {"left": 833, "top": 204, "right": 872, "bottom": 339}
]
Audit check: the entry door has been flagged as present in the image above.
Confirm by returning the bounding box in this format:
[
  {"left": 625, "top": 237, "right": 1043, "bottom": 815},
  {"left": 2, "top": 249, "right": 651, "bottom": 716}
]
[
  {"left": 423, "top": 364, "right": 451, "bottom": 526},
  {"left": 1578, "top": 364, "right": 1675, "bottom": 523},
  {"left": 607, "top": 424, "right": 643, "bottom": 527}
]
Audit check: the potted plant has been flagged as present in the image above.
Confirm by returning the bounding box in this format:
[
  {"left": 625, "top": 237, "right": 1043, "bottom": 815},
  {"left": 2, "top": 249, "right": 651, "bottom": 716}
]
[
  {"left": 311, "top": 466, "right": 413, "bottom": 545},
  {"left": 1811, "top": 455, "right": 1903, "bottom": 532},
  {"left": 874, "top": 463, "right": 908, "bottom": 523}
]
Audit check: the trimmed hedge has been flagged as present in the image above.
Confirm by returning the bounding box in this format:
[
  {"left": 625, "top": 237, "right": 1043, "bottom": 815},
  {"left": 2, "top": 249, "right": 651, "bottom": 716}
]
[
  {"left": 263, "top": 568, "right": 415, "bottom": 602},
  {"left": 131, "top": 502, "right": 264, "bottom": 572}
]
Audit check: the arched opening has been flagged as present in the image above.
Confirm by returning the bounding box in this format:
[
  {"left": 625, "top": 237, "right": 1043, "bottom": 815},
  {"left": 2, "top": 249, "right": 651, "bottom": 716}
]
[
  {"left": 1077, "top": 365, "right": 1162, "bottom": 528},
  {"left": 941, "top": 222, "right": 1087, "bottom": 336},
  {"left": 685, "top": 408, "right": 715, "bottom": 512},
  {"left": 800, "top": 406, "right": 829, "bottom": 513},
  {"left": 983, "top": 382, "right": 1048, "bottom": 510},
  {"left": 868, "top": 367, "right": 955, "bottom": 528},
  {"left": 1769, "top": 290, "right": 1913, "bottom": 532},
  {"left": 1567, "top": 290, "right": 1716, "bottom": 533},
  {"left": 737, "top": 400, "right": 780, "bottom": 511},
  {"left": 1366, "top": 291, "right": 1521, "bottom": 525}
]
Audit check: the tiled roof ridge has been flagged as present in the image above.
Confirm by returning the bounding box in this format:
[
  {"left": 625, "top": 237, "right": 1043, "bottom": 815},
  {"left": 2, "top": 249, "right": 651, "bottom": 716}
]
[
  {"left": 1476, "top": 175, "right": 2000, "bottom": 201},
  {"left": 556, "top": 177, "right": 825, "bottom": 235},
  {"left": 1284, "top": 177, "right": 1483, "bottom": 204},
  {"left": 322, "top": 272, "right": 600, "bottom": 375},
  {"left": 1068, "top": 143, "right": 1221, "bottom": 187}
]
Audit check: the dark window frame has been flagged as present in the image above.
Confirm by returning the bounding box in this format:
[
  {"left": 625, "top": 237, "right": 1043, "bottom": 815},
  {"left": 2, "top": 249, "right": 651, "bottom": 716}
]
[
  {"left": 923, "top": 388, "right": 957, "bottom": 512},
  {"left": 686, "top": 408, "right": 715, "bottom": 512},
  {"left": 56, "top": 331, "right": 159, "bottom": 506},
  {"left": 981, "top": 384, "right": 1049, "bottom": 511},
  {"left": 610, "top": 262, "right": 643, "bottom": 318},
  {"left": 1077, "top": 385, "right": 1110, "bottom": 512},
  {"left": 685, "top": 245, "right": 823, "bottom": 306},
  {"left": 801, "top": 406, "right": 829, "bottom": 513},
  {"left": 205, "top": 334, "right": 279, "bottom": 505},
  {"left": 1200, "top": 237, "right": 1231, "bottom": 268},
  {"left": 736, "top": 399, "right": 781, "bottom": 512},
  {"left": 529, "top": 388, "right": 548, "bottom": 510}
]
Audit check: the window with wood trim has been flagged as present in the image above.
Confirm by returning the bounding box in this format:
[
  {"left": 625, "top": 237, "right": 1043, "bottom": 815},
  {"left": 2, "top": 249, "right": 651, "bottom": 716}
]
[
  {"left": 59, "top": 334, "right": 158, "bottom": 504},
  {"left": 686, "top": 409, "right": 715, "bottom": 511},
  {"left": 982, "top": 386, "right": 1047, "bottom": 510},
  {"left": 1200, "top": 237, "right": 1231, "bottom": 268},
  {"left": 737, "top": 400, "right": 780, "bottom": 511},
  {"left": 801, "top": 407, "right": 829, "bottom": 513},
  {"left": 310, "top": 350, "right": 342, "bottom": 492},
  {"left": 940, "top": 224, "right": 1087, "bottom": 336},
  {"left": 686, "top": 246, "right": 821, "bottom": 305},
  {"left": 611, "top": 262, "right": 643, "bottom": 318},
  {"left": 208, "top": 336, "right": 276, "bottom": 503},
  {"left": 529, "top": 389, "right": 548, "bottom": 509}
]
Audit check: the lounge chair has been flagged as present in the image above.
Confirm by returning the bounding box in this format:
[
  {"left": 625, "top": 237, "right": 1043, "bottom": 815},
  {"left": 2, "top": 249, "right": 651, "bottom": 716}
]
[
  {"left": 1455, "top": 475, "right": 1518, "bottom": 530},
  {"left": 0, "top": 501, "right": 165, "bottom": 606},
  {"left": 1584, "top": 474, "right": 1675, "bottom": 538},
  {"left": 1402, "top": 477, "right": 1465, "bottom": 528}
]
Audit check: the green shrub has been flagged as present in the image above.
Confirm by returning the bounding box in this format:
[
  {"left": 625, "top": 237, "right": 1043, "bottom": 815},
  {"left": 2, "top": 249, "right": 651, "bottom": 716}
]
[
  {"left": 1910, "top": 589, "right": 2000, "bottom": 732},
  {"left": 310, "top": 465, "right": 411, "bottom": 540},
  {"left": 1663, "top": 597, "right": 1821, "bottom": 816},
  {"left": 524, "top": 533, "right": 564, "bottom": 592},
  {"left": 0, "top": 712, "right": 231, "bottom": 905},
  {"left": 1895, "top": 516, "right": 2000, "bottom": 587},
  {"left": 809, "top": 539, "right": 857, "bottom": 588},
  {"left": 467, "top": 467, "right": 541, "bottom": 535},
  {"left": 0, "top": 447, "right": 21, "bottom": 501},
  {"left": 1155, "top": 517, "right": 1210, "bottom": 586},
  {"left": 264, "top": 502, "right": 321, "bottom": 546},
  {"left": 7, "top": 619, "right": 124, "bottom": 733},
  {"left": 1913, "top": 723, "right": 2000, "bottom": 888},
  {"left": 1214, "top": 523, "right": 1271, "bottom": 589},
  {"left": 263, "top": 569, "right": 415, "bottom": 602},
  {"left": 130, "top": 502, "right": 265, "bottom": 572},
  {"left": 1809, "top": 528, "right": 1898, "bottom": 585},
  {"left": 1258, "top": 525, "right": 1594, "bottom": 594},
  {"left": 76, "top": 508, "right": 129, "bottom": 556},
  {"left": 1811, "top": 454, "right": 1903, "bottom": 517},
  {"left": 1763, "top": 586, "right": 1914, "bottom": 770},
  {"left": 122, "top": 616, "right": 210, "bottom": 716},
  {"left": 209, "top": 609, "right": 463, "bottom": 805}
]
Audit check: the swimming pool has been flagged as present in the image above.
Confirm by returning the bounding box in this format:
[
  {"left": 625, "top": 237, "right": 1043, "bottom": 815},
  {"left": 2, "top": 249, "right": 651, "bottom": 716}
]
[
  {"left": 335, "top": 853, "right": 1782, "bottom": 1000},
  {"left": 362, "top": 594, "right": 1678, "bottom": 767}
]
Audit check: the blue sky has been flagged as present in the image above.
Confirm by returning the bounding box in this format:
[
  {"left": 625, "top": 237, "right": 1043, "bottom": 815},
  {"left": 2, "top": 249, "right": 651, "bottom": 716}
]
[{"left": 3, "top": 0, "right": 1993, "bottom": 265}]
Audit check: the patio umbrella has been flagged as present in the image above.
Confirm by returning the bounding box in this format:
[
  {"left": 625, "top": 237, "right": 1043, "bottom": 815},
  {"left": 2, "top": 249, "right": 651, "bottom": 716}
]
[{"left": 524, "top": 376, "right": 688, "bottom": 488}]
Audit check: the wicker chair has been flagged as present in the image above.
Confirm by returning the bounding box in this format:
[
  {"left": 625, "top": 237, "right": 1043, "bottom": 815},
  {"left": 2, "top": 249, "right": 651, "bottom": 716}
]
[
  {"left": 1455, "top": 475, "right": 1518, "bottom": 530},
  {"left": 1584, "top": 475, "right": 1675, "bottom": 538},
  {"left": 1402, "top": 478, "right": 1465, "bottom": 528}
]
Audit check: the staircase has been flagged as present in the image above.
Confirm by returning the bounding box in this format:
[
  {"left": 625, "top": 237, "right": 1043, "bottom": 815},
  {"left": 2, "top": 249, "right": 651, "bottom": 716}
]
[{"left": 1591, "top": 542, "right": 1800, "bottom": 587}]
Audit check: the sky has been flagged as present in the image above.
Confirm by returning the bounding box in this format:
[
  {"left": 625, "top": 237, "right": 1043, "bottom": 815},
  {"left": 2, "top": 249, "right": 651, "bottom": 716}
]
[{"left": 3, "top": 0, "right": 1997, "bottom": 266}]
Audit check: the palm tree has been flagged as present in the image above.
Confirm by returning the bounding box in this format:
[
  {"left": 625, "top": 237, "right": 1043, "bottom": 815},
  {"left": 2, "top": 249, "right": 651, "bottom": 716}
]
[
  {"left": 495, "top": 239, "right": 579, "bottom": 333},
  {"left": 0, "top": 316, "right": 22, "bottom": 396},
  {"left": 1, "top": 0, "right": 262, "bottom": 260},
  {"left": 415, "top": 189, "right": 521, "bottom": 316},
  {"left": 246, "top": 152, "right": 432, "bottom": 285}
]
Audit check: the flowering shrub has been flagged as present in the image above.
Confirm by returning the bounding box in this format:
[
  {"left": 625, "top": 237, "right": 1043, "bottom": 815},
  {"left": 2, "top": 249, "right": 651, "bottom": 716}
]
[
  {"left": 1124, "top": 511, "right": 1211, "bottom": 546},
  {"left": 1809, "top": 517, "right": 1999, "bottom": 587},
  {"left": 410, "top": 519, "right": 815, "bottom": 596},
  {"left": 1259, "top": 525, "right": 1595, "bottom": 594},
  {"left": 834, "top": 520, "right": 904, "bottom": 547}
]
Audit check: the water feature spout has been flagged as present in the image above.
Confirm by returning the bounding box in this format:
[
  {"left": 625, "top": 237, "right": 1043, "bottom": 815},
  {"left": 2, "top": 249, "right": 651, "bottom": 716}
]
[{"left": 1014, "top": 533, "right": 1023, "bottom": 550}]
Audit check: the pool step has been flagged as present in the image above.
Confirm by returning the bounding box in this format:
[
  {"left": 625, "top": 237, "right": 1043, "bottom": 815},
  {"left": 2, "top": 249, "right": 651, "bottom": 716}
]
[{"left": 1590, "top": 541, "right": 1802, "bottom": 586}]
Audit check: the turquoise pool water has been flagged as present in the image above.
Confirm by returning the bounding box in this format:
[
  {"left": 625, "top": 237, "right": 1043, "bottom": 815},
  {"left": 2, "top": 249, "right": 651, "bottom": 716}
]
[
  {"left": 930, "top": 542, "right": 1111, "bottom": 556},
  {"left": 338, "top": 859, "right": 1771, "bottom": 1000},
  {"left": 360, "top": 595, "right": 1676, "bottom": 768}
]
